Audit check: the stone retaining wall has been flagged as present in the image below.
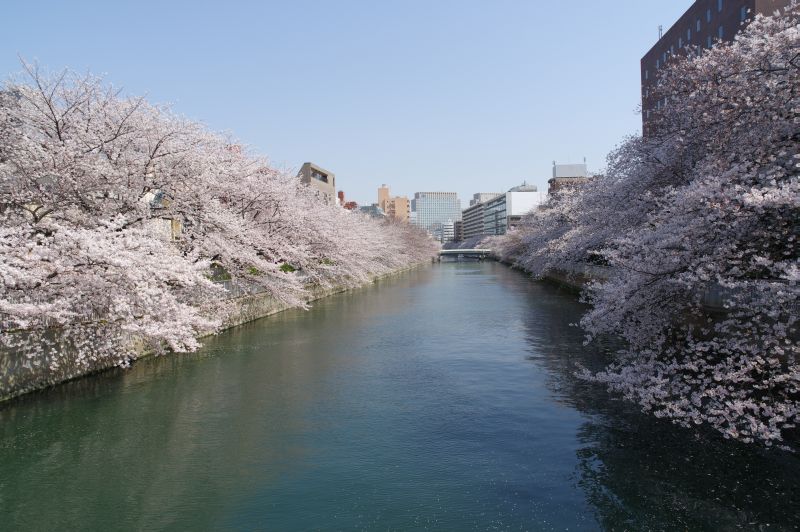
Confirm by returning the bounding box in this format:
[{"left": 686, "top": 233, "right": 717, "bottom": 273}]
[{"left": 0, "top": 262, "right": 431, "bottom": 403}]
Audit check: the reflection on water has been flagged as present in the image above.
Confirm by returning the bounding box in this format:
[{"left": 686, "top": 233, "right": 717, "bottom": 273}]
[{"left": 0, "top": 263, "right": 798, "bottom": 530}]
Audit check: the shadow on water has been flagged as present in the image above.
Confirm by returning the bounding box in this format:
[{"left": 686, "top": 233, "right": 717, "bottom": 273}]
[
  {"left": 0, "top": 262, "right": 798, "bottom": 530},
  {"left": 503, "top": 268, "right": 800, "bottom": 531}
]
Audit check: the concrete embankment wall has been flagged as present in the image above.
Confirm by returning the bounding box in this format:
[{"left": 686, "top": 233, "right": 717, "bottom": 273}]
[
  {"left": 0, "top": 261, "right": 432, "bottom": 403},
  {"left": 541, "top": 269, "right": 590, "bottom": 293},
  {"left": 492, "top": 258, "right": 589, "bottom": 293},
  {"left": 508, "top": 260, "right": 742, "bottom": 313}
]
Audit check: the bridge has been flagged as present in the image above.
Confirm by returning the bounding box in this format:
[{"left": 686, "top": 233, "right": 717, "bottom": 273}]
[{"left": 438, "top": 248, "right": 492, "bottom": 259}]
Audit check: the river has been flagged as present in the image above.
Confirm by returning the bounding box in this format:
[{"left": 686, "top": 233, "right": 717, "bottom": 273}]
[{"left": 1, "top": 262, "right": 798, "bottom": 530}]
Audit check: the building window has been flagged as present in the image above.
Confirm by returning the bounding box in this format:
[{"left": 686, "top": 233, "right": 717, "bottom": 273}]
[
  {"left": 707, "top": 35, "right": 713, "bottom": 48},
  {"left": 740, "top": 6, "right": 748, "bottom": 21},
  {"left": 697, "top": 19, "right": 702, "bottom": 31},
  {"left": 707, "top": 8, "right": 712, "bottom": 22},
  {"left": 670, "top": 45, "right": 675, "bottom": 55},
  {"left": 718, "top": 0, "right": 723, "bottom": 12},
  {"left": 718, "top": 25, "right": 724, "bottom": 39},
  {"left": 645, "top": 69, "right": 649, "bottom": 80},
  {"left": 656, "top": 59, "right": 660, "bottom": 69},
  {"left": 678, "top": 37, "right": 683, "bottom": 48},
  {"left": 687, "top": 28, "right": 692, "bottom": 42}
]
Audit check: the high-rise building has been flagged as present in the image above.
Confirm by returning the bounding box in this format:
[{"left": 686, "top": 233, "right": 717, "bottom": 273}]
[
  {"left": 298, "top": 162, "right": 336, "bottom": 203},
  {"left": 641, "top": 0, "right": 792, "bottom": 134},
  {"left": 412, "top": 192, "right": 462, "bottom": 234},
  {"left": 483, "top": 183, "right": 546, "bottom": 236}
]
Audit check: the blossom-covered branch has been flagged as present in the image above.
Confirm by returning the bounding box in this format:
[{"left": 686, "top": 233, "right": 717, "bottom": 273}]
[
  {"left": 490, "top": 12, "right": 799, "bottom": 447},
  {"left": 0, "top": 64, "right": 438, "bottom": 375}
]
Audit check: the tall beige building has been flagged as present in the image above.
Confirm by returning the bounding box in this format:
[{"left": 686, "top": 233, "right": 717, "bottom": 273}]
[
  {"left": 378, "top": 185, "right": 391, "bottom": 210},
  {"left": 377, "top": 184, "right": 410, "bottom": 222}
]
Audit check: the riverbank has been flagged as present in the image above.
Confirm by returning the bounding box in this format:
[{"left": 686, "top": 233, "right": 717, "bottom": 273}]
[
  {"left": 0, "top": 260, "right": 434, "bottom": 403},
  {"left": 490, "top": 257, "right": 586, "bottom": 294},
  {"left": 3, "top": 261, "right": 797, "bottom": 530},
  {"left": 500, "top": 257, "right": 735, "bottom": 313}
]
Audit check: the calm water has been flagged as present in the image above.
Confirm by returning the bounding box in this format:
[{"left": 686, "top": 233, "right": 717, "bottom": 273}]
[{"left": 1, "top": 262, "right": 798, "bottom": 531}]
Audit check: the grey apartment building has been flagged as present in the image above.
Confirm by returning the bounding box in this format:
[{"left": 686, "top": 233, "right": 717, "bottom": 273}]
[
  {"left": 641, "top": 0, "right": 792, "bottom": 133},
  {"left": 462, "top": 193, "right": 501, "bottom": 240}
]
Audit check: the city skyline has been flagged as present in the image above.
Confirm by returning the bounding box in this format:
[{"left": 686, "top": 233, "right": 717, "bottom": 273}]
[{"left": 0, "top": 0, "right": 693, "bottom": 205}]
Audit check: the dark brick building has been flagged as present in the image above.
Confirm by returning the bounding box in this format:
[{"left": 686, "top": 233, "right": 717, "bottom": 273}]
[{"left": 640, "top": 0, "right": 792, "bottom": 134}]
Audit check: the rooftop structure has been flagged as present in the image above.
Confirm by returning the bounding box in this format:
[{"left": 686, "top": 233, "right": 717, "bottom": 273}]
[
  {"left": 298, "top": 162, "right": 336, "bottom": 203},
  {"left": 469, "top": 192, "right": 502, "bottom": 207},
  {"left": 548, "top": 162, "right": 590, "bottom": 195}
]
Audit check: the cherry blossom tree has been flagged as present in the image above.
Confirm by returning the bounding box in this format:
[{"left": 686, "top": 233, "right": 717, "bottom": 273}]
[
  {"left": 0, "top": 62, "right": 438, "bottom": 386},
  {"left": 492, "top": 11, "right": 799, "bottom": 447}
]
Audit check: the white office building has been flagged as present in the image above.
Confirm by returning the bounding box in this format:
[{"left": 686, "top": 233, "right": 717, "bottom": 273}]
[{"left": 483, "top": 183, "right": 546, "bottom": 235}]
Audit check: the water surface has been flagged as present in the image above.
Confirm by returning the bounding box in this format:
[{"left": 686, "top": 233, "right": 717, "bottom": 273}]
[{"left": 1, "top": 262, "right": 798, "bottom": 530}]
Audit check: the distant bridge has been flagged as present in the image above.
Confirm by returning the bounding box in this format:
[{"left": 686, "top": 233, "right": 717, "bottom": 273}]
[{"left": 438, "top": 248, "right": 492, "bottom": 259}]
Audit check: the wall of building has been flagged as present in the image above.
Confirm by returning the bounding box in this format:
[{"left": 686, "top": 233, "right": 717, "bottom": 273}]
[
  {"left": 484, "top": 194, "right": 508, "bottom": 235},
  {"left": 469, "top": 192, "right": 501, "bottom": 207},
  {"left": 640, "top": 0, "right": 791, "bottom": 132},
  {"left": 462, "top": 202, "right": 486, "bottom": 239},
  {"left": 552, "top": 164, "right": 588, "bottom": 179},
  {"left": 482, "top": 185, "right": 544, "bottom": 236},
  {"left": 453, "top": 220, "right": 464, "bottom": 242},
  {"left": 507, "top": 191, "right": 545, "bottom": 217},
  {"left": 385, "top": 196, "right": 410, "bottom": 222},
  {"left": 378, "top": 185, "right": 410, "bottom": 222},
  {"left": 298, "top": 162, "right": 336, "bottom": 202},
  {"left": 378, "top": 185, "right": 390, "bottom": 209},
  {"left": 548, "top": 177, "right": 590, "bottom": 195},
  {"left": 412, "top": 192, "right": 462, "bottom": 233}
]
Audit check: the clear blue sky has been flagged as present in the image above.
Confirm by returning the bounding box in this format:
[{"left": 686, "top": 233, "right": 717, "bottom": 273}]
[{"left": 1, "top": 0, "right": 690, "bottom": 206}]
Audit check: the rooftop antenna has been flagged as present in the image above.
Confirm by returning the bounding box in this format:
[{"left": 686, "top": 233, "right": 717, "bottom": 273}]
[{"left": 658, "top": 25, "right": 663, "bottom": 40}]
